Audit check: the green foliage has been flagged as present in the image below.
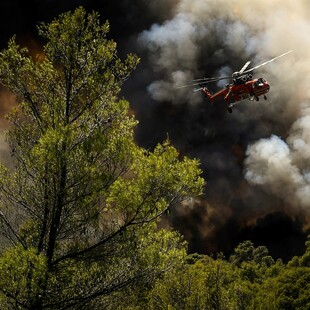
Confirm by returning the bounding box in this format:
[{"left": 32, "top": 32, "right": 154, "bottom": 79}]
[
  {"left": 0, "top": 7, "right": 204, "bottom": 309},
  {"left": 298, "top": 235, "right": 310, "bottom": 267},
  {"left": 230, "top": 241, "right": 275, "bottom": 282},
  {"left": 0, "top": 246, "right": 47, "bottom": 309},
  {"left": 98, "top": 227, "right": 187, "bottom": 310},
  {"left": 148, "top": 257, "right": 238, "bottom": 310},
  {"left": 107, "top": 141, "right": 204, "bottom": 224},
  {"left": 254, "top": 267, "right": 310, "bottom": 310},
  {"left": 230, "top": 240, "right": 254, "bottom": 267},
  {"left": 143, "top": 239, "right": 310, "bottom": 310},
  {"left": 274, "top": 267, "right": 310, "bottom": 309}
]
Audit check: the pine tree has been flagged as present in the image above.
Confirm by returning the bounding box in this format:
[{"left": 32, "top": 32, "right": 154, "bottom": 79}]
[{"left": 0, "top": 7, "right": 204, "bottom": 309}]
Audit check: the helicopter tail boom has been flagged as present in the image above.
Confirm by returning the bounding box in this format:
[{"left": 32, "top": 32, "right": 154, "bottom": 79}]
[{"left": 201, "top": 86, "right": 215, "bottom": 103}]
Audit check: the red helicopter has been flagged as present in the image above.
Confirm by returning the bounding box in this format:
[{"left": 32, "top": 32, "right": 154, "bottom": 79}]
[{"left": 180, "top": 51, "right": 292, "bottom": 113}]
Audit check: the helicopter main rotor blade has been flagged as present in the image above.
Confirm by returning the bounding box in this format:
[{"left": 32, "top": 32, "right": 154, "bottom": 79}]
[
  {"left": 242, "top": 50, "right": 292, "bottom": 75},
  {"left": 239, "top": 61, "right": 251, "bottom": 74},
  {"left": 176, "top": 81, "right": 214, "bottom": 89},
  {"left": 193, "top": 76, "right": 224, "bottom": 82},
  {"left": 193, "top": 76, "right": 232, "bottom": 83},
  {"left": 177, "top": 76, "right": 231, "bottom": 89}
]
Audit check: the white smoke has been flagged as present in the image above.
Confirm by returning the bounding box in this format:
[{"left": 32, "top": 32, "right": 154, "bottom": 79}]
[
  {"left": 246, "top": 104, "right": 310, "bottom": 210},
  {"left": 242, "top": 0, "right": 310, "bottom": 212},
  {"left": 245, "top": 135, "right": 307, "bottom": 206},
  {"left": 139, "top": 0, "right": 310, "bottom": 212},
  {"left": 138, "top": 0, "right": 308, "bottom": 113},
  {"left": 139, "top": 12, "right": 205, "bottom": 104}
]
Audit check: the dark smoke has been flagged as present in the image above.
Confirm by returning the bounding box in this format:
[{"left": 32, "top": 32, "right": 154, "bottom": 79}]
[
  {"left": 132, "top": 0, "right": 310, "bottom": 260},
  {"left": 0, "top": 0, "right": 309, "bottom": 260}
]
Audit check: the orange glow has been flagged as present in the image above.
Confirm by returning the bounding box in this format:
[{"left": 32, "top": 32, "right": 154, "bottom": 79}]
[{"left": 17, "top": 34, "right": 45, "bottom": 62}]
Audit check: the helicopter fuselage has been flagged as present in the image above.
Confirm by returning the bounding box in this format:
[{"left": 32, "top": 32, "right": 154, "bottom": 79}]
[
  {"left": 202, "top": 77, "right": 270, "bottom": 107},
  {"left": 180, "top": 51, "right": 291, "bottom": 113}
]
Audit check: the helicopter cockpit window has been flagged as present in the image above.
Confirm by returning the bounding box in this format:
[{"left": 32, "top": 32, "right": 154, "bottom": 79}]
[{"left": 253, "top": 78, "right": 265, "bottom": 87}]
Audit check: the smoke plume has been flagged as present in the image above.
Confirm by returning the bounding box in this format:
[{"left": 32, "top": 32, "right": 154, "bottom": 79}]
[
  {"left": 1, "top": 0, "right": 310, "bottom": 259},
  {"left": 135, "top": 0, "right": 310, "bottom": 258}
]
